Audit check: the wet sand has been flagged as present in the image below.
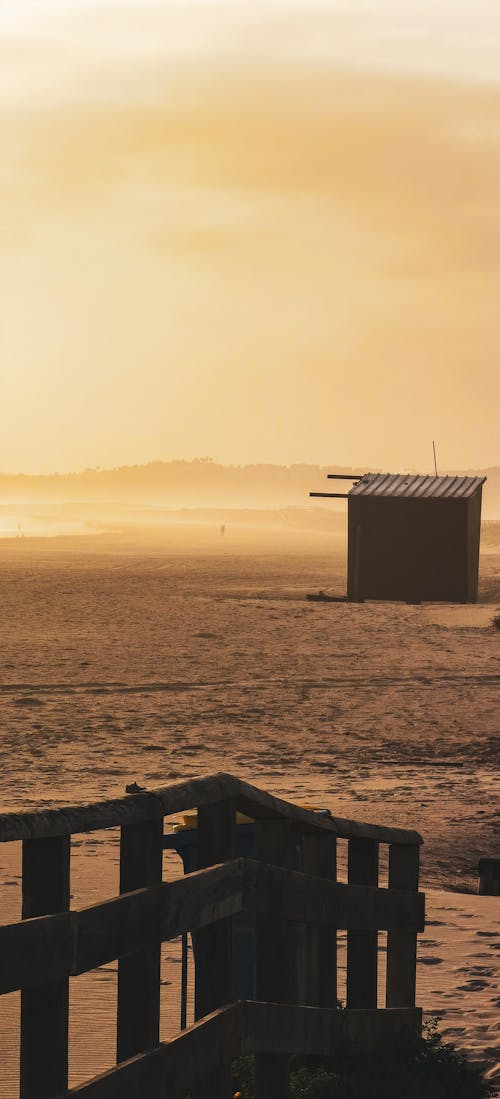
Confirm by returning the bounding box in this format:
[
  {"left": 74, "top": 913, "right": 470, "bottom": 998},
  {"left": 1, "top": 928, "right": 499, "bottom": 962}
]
[{"left": 0, "top": 540, "right": 498, "bottom": 1094}]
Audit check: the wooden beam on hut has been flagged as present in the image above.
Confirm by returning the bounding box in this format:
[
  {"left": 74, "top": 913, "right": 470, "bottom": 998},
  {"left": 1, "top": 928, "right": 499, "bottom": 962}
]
[{"left": 309, "top": 492, "right": 350, "bottom": 499}]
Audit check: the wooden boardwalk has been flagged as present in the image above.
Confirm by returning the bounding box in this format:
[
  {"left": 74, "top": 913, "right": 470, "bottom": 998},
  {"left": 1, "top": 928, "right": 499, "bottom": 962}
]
[{"left": 0, "top": 772, "right": 424, "bottom": 1099}]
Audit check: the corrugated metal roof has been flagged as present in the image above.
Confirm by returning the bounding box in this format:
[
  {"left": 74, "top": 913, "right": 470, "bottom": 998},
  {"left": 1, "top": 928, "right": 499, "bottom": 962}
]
[{"left": 349, "top": 473, "right": 486, "bottom": 499}]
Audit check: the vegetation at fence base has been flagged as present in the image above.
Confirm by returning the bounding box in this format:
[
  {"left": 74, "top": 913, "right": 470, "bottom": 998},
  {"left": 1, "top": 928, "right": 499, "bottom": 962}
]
[{"left": 232, "top": 1019, "right": 494, "bottom": 1099}]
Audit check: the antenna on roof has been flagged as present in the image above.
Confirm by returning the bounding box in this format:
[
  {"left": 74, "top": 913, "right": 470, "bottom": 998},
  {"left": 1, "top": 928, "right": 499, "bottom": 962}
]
[{"left": 432, "top": 441, "right": 438, "bottom": 477}]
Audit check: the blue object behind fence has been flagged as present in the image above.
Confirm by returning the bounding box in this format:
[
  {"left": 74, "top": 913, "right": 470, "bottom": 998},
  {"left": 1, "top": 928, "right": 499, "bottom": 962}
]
[{"left": 163, "top": 823, "right": 303, "bottom": 1001}]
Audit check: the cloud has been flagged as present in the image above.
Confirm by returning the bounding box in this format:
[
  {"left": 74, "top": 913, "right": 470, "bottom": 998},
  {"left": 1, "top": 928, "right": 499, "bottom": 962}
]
[
  {"left": 3, "top": 0, "right": 500, "bottom": 87},
  {"left": 1, "top": 3, "right": 499, "bottom": 471},
  {"left": 3, "top": 63, "right": 500, "bottom": 279}
]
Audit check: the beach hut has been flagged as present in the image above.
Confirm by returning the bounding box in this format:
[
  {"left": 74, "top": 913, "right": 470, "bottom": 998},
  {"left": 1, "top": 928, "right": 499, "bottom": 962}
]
[{"left": 310, "top": 472, "right": 486, "bottom": 603}]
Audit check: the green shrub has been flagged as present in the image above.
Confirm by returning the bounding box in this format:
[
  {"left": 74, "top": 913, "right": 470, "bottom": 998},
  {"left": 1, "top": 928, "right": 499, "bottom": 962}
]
[{"left": 232, "top": 1019, "right": 494, "bottom": 1099}]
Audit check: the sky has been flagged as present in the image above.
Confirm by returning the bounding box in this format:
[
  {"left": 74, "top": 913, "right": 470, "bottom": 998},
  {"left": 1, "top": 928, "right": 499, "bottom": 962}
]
[{"left": 1, "top": 0, "right": 499, "bottom": 474}]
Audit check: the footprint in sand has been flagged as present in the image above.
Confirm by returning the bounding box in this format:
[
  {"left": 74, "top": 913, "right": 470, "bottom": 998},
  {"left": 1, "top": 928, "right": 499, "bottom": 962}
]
[
  {"left": 457, "top": 979, "right": 489, "bottom": 991},
  {"left": 456, "top": 965, "right": 494, "bottom": 976},
  {"left": 418, "top": 956, "right": 443, "bottom": 966}
]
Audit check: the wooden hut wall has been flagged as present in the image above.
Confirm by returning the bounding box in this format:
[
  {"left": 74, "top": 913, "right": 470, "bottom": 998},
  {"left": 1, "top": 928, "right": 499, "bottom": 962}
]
[
  {"left": 347, "top": 495, "right": 473, "bottom": 603},
  {"left": 466, "top": 488, "right": 483, "bottom": 602}
]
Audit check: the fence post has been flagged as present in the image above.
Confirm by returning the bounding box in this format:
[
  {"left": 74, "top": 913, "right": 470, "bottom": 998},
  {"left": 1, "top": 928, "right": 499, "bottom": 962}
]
[
  {"left": 254, "top": 818, "right": 291, "bottom": 1099},
  {"left": 117, "top": 818, "right": 164, "bottom": 1062},
  {"left": 194, "top": 798, "right": 235, "bottom": 1099},
  {"left": 347, "top": 838, "right": 378, "bottom": 1007},
  {"left": 386, "top": 844, "right": 420, "bottom": 1007},
  {"left": 20, "top": 835, "right": 71, "bottom": 1099},
  {"left": 302, "top": 833, "right": 337, "bottom": 1008}
]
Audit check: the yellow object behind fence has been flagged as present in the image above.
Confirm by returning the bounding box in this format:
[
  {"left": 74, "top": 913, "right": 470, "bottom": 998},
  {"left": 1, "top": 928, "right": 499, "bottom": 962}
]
[{"left": 172, "top": 805, "right": 328, "bottom": 832}]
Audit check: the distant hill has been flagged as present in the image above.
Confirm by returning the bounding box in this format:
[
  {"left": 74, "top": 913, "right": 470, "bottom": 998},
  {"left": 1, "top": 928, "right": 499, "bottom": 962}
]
[{"left": 0, "top": 460, "right": 499, "bottom": 516}]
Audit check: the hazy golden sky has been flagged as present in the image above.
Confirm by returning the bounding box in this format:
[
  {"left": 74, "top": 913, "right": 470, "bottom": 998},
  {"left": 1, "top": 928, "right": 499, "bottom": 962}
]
[{"left": 1, "top": 0, "right": 499, "bottom": 473}]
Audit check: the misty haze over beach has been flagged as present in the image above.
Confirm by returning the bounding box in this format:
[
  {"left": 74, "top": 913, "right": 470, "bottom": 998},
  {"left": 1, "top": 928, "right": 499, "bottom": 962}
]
[{"left": 0, "top": 460, "right": 500, "bottom": 544}]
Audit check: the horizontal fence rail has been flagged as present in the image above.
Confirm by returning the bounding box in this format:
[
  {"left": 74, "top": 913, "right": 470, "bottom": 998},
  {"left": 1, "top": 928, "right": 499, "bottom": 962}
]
[
  {"left": 0, "top": 772, "right": 424, "bottom": 1099},
  {"left": 59, "top": 1002, "right": 423, "bottom": 1099},
  {"left": 0, "top": 771, "right": 422, "bottom": 845},
  {"left": 0, "top": 859, "right": 424, "bottom": 995}
]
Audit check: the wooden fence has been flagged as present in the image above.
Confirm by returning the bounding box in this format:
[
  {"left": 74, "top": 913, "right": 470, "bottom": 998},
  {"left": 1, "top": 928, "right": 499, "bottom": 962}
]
[{"left": 0, "top": 772, "right": 424, "bottom": 1099}]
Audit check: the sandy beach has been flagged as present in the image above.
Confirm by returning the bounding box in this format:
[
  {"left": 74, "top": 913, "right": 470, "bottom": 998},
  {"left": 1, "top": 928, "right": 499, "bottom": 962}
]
[{"left": 0, "top": 536, "right": 498, "bottom": 1095}]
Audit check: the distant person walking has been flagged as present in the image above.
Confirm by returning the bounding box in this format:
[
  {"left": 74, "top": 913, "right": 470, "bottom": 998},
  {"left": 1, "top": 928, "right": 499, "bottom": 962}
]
[{"left": 220, "top": 523, "right": 226, "bottom": 536}]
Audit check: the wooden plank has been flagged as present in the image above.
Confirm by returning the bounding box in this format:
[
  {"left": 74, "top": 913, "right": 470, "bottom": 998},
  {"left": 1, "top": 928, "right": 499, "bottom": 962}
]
[
  {"left": 254, "top": 818, "right": 291, "bottom": 869},
  {"left": 65, "top": 1003, "right": 242, "bottom": 1099},
  {"left": 254, "top": 819, "right": 291, "bottom": 1099},
  {"left": 180, "top": 931, "right": 188, "bottom": 1030},
  {"left": 254, "top": 821, "right": 291, "bottom": 1003},
  {"left": 78, "top": 884, "right": 161, "bottom": 978},
  {"left": 244, "top": 860, "right": 424, "bottom": 932},
  {"left": 0, "top": 772, "right": 423, "bottom": 847},
  {"left": 117, "top": 818, "right": 163, "bottom": 1063},
  {"left": 0, "top": 789, "right": 172, "bottom": 844},
  {"left": 194, "top": 800, "right": 235, "bottom": 1019},
  {"left": 0, "top": 861, "right": 245, "bottom": 993},
  {"left": 326, "top": 474, "right": 364, "bottom": 480},
  {"left": 0, "top": 854, "right": 422, "bottom": 994},
  {"left": 76, "top": 860, "right": 244, "bottom": 975},
  {"left": 478, "top": 857, "right": 500, "bottom": 896},
  {"left": 352, "top": 523, "right": 363, "bottom": 602},
  {"left": 0, "top": 911, "right": 72, "bottom": 994},
  {"left": 62, "top": 1002, "right": 421, "bottom": 1099},
  {"left": 194, "top": 799, "right": 235, "bottom": 1099},
  {"left": 347, "top": 839, "right": 379, "bottom": 1008},
  {"left": 386, "top": 844, "right": 421, "bottom": 1008},
  {"left": 20, "top": 835, "right": 70, "bottom": 1099},
  {"left": 301, "top": 833, "right": 337, "bottom": 1008},
  {"left": 242, "top": 1001, "right": 422, "bottom": 1057}
]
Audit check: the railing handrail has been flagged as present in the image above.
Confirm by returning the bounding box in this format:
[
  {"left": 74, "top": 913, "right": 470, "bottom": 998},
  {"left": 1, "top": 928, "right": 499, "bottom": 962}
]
[
  {"left": 0, "top": 771, "right": 422, "bottom": 845},
  {"left": 0, "top": 857, "right": 424, "bottom": 996},
  {"left": 0, "top": 775, "right": 424, "bottom": 1099}
]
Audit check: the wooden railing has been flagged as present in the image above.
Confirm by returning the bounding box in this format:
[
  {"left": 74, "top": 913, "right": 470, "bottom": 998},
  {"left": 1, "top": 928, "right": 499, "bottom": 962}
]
[{"left": 0, "top": 772, "right": 424, "bottom": 1099}]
